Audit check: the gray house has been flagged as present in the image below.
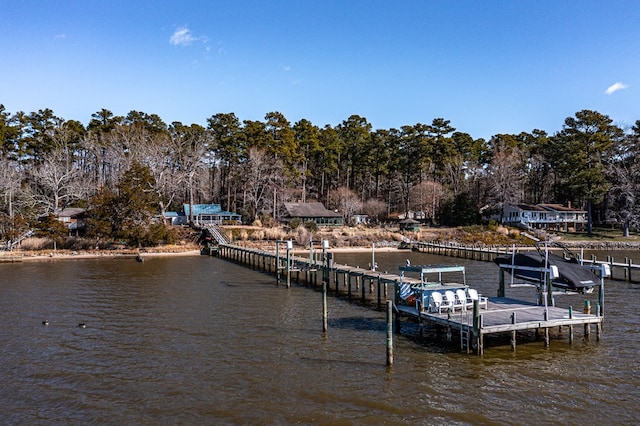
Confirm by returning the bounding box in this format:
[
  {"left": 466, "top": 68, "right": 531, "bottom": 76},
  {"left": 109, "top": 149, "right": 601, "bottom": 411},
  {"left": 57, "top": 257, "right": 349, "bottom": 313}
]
[{"left": 283, "top": 202, "right": 343, "bottom": 227}]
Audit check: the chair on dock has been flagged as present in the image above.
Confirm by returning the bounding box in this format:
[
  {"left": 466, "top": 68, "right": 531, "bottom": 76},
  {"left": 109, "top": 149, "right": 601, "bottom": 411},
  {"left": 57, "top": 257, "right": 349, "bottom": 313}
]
[
  {"left": 467, "top": 288, "right": 488, "bottom": 309},
  {"left": 444, "top": 291, "right": 459, "bottom": 311},
  {"left": 429, "top": 291, "right": 453, "bottom": 313},
  {"left": 456, "top": 289, "right": 472, "bottom": 311}
]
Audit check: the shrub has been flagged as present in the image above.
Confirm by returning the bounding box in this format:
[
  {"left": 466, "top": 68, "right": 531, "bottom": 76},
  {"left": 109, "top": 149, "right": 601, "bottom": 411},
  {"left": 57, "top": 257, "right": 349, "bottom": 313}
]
[{"left": 295, "top": 225, "right": 311, "bottom": 247}]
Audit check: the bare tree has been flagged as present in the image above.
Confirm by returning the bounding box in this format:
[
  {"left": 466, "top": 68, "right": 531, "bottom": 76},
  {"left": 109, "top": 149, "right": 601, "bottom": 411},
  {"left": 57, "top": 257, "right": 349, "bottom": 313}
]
[
  {"left": 0, "top": 158, "right": 21, "bottom": 217},
  {"left": 409, "top": 180, "right": 447, "bottom": 224},
  {"left": 242, "top": 148, "right": 283, "bottom": 222},
  {"left": 328, "top": 186, "right": 362, "bottom": 223},
  {"left": 29, "top": 142, "right": 85, "bottom": 213},
  {"left": 487, "top": 148, "right": 526, "bottom": 221}
]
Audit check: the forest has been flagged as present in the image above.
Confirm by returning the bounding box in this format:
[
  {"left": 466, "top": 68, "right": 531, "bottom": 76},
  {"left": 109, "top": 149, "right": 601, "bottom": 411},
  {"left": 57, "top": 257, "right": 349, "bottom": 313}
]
[{"left": 1, "top": 104, "right": 639, "bottom": 246}]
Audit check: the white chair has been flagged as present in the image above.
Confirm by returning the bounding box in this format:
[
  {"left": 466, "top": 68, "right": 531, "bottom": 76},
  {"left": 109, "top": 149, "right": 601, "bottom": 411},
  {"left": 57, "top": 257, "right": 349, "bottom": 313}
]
[
  {"left": 467, "top": 288, "right": 488, "bottom": 309},
  {"left": 429, "top": 291, "right": 453, "bottom": 313},
  {"left": 456, "top": 289, "right": 471, "bottom": 311},
  {"left": 444, "top": 290, "right": 458, "bottom": 311}
]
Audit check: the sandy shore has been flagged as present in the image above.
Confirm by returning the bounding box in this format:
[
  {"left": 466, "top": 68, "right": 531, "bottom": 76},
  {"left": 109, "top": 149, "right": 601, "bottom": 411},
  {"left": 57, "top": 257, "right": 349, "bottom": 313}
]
[
  {"left": 1, "top": 244, "right": 403, "bottom": 263},
  {"left": 1, "top": 248, "right": 202, "bottom": 262}
]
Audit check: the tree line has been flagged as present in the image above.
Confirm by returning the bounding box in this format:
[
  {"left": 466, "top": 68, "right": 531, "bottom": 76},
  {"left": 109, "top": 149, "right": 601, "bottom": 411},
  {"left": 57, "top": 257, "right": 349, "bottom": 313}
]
[{"left": 1, "top": 104, "right": 639, "bottom": 246}]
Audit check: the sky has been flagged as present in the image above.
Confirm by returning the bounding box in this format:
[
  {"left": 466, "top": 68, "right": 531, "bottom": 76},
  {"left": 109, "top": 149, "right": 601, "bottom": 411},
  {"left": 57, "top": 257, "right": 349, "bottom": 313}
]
[{"left": 1, "top": 1, "right": 639, "bottom": 140}]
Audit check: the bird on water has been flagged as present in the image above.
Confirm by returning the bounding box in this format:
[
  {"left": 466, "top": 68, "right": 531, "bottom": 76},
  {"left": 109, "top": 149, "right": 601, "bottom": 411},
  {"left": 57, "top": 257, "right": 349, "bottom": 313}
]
[
  {"left": 42, "top": 320, "right": 49, "bottom": 326},
  {"left": 78, "top": 322, "right": 86, "bottom": 328}
]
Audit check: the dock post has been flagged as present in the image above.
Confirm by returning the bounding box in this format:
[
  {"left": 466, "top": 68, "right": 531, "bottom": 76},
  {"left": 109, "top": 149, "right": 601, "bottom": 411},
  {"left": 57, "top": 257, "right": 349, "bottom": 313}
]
[
  {"left": 276, "top": 244, "right": 281, "bottom": 286},
  {"left": 598, "top": 266, "right": 605, "bottom": 318},
  {"left": 627, "top": 258, "right": 632, "bottom": 282},
  {"left": 286, "top": 241, "right": 292, "bottom": 288},
  {"left": 543, "top": 310, "right": 550, "bottom": 348},
  {"left": 584, "top": 301, "right": 591, "bottom": 339},
  {"left": 498, "top": 269, "right": 505, "bottom": 297},
  {"left": 386, "top": 300, "right": 394, "bottom": 366},
  {"left": 472, "top": 299, "right": 480, "bottom": 355},
  {"left": 596, "top": 304, "right": 602, "bottom": 341},
  {"left": 376, "top": 275, "right": 382, "bottom": 310},
  {"left": 568, "top": 306, "right": 574, "bottom": 344},
  {"left": 322, "top": 281, "right": 328, "bottom": 333},
  {"left": 510, "top": 312, "right": 517, "bottom": 351}
]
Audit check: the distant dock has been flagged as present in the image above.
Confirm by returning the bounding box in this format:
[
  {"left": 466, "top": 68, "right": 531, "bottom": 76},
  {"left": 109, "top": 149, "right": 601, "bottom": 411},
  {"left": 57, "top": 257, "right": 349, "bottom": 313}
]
[{"left": 411, "top": 240, "right": 640, "bottom": 282}]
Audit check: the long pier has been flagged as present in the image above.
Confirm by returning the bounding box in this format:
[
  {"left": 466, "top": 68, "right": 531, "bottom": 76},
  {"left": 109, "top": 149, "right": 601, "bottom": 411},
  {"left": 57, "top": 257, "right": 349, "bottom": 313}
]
[
  {"left": 411, "top": 241, "right": 640, "bottom": 282},
  {"left": 214, "top": 243, "right": 604, "bottom": 355}
]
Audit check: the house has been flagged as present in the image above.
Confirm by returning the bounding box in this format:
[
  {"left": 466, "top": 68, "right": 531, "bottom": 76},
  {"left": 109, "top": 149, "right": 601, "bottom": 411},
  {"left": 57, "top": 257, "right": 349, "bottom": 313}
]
[
  {"left": 351, "top": 214, "right": 370, "bottom": 226},
  {"left": 183, "top": 204, "right": 242, "bottom": 225},
  {"left": 399, "top": 218, "right": 420, "bottom": 232},
  {"left": 54, "top": 208, "right": 86, "bottom": 233},
  {"left": 283, "top": 202, "right": 343, "bottom": 227},
  {"left": 162, "top": 211, "right": 187, "bottom": 226},
  {"left": 502, "top": 203, "right": 587, "bottom": 231}
]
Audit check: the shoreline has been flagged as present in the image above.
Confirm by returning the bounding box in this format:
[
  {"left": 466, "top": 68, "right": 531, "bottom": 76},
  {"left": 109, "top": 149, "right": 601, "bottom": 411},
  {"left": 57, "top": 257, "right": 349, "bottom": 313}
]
[
  {"left": 3, "top": 239, "right": 639, "bottom": 263},
  {"left": 1, "top": 248, "right": 202, "bottom": 262}
]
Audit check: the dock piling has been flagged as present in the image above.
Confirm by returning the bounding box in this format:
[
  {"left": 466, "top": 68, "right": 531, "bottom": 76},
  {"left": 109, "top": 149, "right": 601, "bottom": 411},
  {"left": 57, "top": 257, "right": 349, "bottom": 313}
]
[
  {"left": 584, "top": 301, "right": 591, "bottom": 339},
  {"left": 386, "top": 300, "right": 393, "bottom": 366},
  {"left": 322, "top": 281, "right": 328, "bottom": 333}
]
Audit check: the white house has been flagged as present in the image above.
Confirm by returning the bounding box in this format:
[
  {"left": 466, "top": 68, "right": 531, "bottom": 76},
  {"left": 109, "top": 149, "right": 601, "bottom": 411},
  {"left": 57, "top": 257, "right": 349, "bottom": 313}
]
[{"left": 502, "top": 203, "right": 587, "bottom": 231}]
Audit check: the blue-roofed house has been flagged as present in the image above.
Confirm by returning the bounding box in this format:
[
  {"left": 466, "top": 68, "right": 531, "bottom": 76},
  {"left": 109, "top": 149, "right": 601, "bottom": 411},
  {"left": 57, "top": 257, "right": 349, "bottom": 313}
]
[
  {"left": 183, "top": 204, "right": 242, "bottom": 225},
  {"left": 163, "top": 211, "right": 187, "bottom": 226}
]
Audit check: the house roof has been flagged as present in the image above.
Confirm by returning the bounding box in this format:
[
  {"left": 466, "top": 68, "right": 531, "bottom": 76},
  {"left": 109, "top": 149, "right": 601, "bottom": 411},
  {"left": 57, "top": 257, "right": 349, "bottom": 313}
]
[
  {"left": 284, "top": 202, "right": 342, "bottom": 218},
  {"left": 509, "top": 203, "right": 546, "bottom": 212},
  {"left": 538, "top": 204, "right": 586, "bottom": 213},
  {"left": 399, "top": 218, "right": 420, "bottom": 224},
  {"left": 183, "top": 204, "right": 240, "bottom": 217},
  {"left": 54, "top": 208, "right": 86, "bottom": 218}
]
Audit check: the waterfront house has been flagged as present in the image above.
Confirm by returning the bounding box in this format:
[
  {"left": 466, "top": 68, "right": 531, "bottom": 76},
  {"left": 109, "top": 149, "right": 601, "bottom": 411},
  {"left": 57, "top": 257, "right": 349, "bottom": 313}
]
[
  {"left": 183, "top": 204, "right": 242, "bottom": 225},
  {"left": 502, "top": 203, "right": 587, "bottom": 231},
  {"left": 54, "top": 208, "right": 86, "bottom": 234},
  {"left": 283, "top": 202, "right": 343, "bottom": 227}
]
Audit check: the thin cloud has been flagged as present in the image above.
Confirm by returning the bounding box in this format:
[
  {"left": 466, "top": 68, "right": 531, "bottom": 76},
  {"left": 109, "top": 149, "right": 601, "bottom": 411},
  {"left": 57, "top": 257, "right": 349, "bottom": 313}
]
[
  {"left": 170, "top": 27, "right": 195, "bottom": 46},
  {"left": 605, "top": 82, "right": 628, "bottom": 95}
]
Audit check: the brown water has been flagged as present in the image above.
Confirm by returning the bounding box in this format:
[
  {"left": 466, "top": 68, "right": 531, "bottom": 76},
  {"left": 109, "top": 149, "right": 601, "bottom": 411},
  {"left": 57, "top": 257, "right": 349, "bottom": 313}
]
[{"left": 1, "top": 252, "right": 638, "bottom": 424}]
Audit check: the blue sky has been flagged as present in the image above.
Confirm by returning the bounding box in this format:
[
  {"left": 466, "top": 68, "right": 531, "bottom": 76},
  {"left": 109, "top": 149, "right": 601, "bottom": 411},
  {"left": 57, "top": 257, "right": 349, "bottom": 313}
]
[{"left": 2, "top": 1, "right": 638, "bottom": 140}]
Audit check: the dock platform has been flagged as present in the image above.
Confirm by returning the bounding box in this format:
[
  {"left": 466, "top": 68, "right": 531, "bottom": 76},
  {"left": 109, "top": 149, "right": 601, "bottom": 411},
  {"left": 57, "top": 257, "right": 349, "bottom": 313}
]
[{"left": 397, "top": 297, "right": 602, "bottom": 354}]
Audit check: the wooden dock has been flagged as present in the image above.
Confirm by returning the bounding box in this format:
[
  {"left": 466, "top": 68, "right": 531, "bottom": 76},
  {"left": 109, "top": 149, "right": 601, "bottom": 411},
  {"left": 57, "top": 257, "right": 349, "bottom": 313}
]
[
  {"left": 411, "top": 240, "right": 640, "bottom": 282},
  {"left": 397, "top": 297, "right": 601, "bottom": 354},
  {"left": 214, "top": 243, "right": 604, "bottom": 355}
]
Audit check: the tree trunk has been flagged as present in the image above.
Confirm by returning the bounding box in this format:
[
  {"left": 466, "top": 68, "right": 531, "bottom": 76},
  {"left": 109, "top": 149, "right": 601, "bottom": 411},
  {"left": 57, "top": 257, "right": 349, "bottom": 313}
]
[{"left": 587, "top": 199, "right": 593, "bottom": 236}]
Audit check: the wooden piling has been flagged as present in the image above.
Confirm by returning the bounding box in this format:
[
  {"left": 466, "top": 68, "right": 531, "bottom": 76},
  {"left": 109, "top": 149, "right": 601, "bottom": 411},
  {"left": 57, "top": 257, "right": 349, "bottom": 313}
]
[
  {"left": 386, "top": 300, "right": 393, "bottom": 366},
  {"left": 510, "top": 312, "right": 517, "bottom": 351},
  {"left": 568, "top": 306, "right": 574, "bottom": 344},
  {"left": 584, "top": 300, "right": 591, "bottom": 339},
  {"left": 544, "top": 310, "right": 550, "bottom": 348},
  {"left": 322, "top": 281, "right": 328, "bottom": 333}
]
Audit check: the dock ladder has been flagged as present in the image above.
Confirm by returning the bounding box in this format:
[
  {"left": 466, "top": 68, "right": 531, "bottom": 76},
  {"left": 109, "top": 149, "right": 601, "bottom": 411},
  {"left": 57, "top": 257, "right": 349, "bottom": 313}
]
[{"left": 459, "top": 310, "right": 472, "bottom": 353}]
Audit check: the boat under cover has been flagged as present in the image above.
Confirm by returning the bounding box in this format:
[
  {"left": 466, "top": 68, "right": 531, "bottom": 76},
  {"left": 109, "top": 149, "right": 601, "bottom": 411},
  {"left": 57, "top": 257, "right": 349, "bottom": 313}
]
[{"left": 493, "top": 251, "right": 598, "bottom": 293}]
